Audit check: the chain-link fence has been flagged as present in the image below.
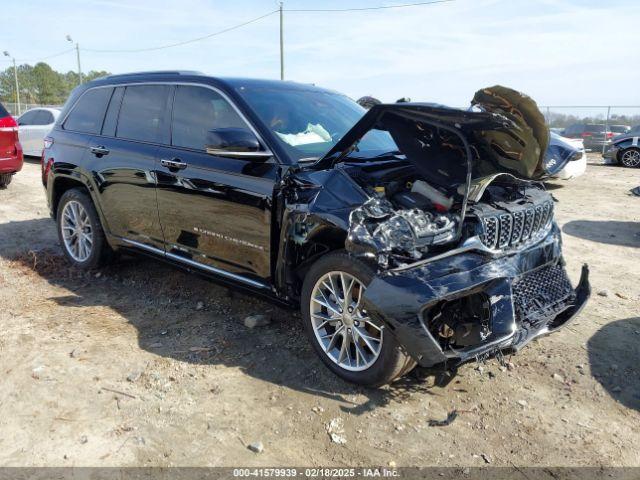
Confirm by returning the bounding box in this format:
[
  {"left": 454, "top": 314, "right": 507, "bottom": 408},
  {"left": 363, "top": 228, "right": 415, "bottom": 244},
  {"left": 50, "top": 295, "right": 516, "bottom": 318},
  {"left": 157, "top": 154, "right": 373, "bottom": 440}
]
[{"left": 541, "top": 106, "right": 640, "bottom": 153}]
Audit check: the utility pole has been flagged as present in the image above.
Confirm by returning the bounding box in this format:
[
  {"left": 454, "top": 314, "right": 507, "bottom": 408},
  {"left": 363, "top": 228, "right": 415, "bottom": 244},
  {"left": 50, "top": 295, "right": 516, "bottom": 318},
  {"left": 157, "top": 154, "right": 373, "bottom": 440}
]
[
  {"left": 66, "top": 35, "right": 82, "bottom": 84},
  {"left": 279, "top": 1, "right": 284, "bottom": 80},
  {"left": 3, "top": 51, "right": 20, "bottom": 115}
]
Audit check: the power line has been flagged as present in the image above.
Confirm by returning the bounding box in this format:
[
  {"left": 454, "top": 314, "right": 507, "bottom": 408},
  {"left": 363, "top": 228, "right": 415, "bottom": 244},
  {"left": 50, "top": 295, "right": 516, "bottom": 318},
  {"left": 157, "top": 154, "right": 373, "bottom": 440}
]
[
  {"left": 285, "top": 0, "right": 454, "bottom": 13},
  {"left": 0, "top": 47, "right": 75, "bottom": 64},
  {"left": 83, "top": 10, "right": 279, "bottom": 53}
]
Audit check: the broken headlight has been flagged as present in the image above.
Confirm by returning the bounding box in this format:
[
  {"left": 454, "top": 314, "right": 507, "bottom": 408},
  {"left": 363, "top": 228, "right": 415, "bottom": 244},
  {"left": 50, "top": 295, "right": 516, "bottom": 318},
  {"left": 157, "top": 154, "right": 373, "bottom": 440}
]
[{"left": 347, "top": 197, "right": 459, "bottom": 265}]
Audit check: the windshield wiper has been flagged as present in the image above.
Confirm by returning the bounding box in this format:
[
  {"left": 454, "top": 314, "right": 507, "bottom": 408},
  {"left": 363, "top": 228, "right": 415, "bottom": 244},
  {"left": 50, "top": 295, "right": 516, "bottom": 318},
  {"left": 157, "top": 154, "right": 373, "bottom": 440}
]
[
  {"left": 371, "top": 150, "right": 403, "bottom": 158},
  {"left": 298, "top": 157, "right": 320, "bottom": 164}
]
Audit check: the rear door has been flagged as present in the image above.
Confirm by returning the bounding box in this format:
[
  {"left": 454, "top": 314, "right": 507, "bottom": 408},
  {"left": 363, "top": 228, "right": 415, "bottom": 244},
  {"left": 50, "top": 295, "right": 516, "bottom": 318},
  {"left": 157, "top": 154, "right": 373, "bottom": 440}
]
[
  {"left": 25, "top": 110, "right": 55, "bottom": 155},
  {"left": 17, "top": 110, "right": 40, "bottom": 154},
  {"left": 87, "top": 84, "right": 172, "bottom": 251},
  {"left": 155, "top": 84, "right": 276, "bottom": 283}
]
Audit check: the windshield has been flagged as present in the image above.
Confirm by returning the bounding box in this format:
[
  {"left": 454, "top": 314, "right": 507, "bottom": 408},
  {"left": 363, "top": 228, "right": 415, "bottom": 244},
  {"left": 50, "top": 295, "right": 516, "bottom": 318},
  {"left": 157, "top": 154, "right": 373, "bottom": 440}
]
[{"left": 235, "top": 85, "right": 397, "bottom": 162}]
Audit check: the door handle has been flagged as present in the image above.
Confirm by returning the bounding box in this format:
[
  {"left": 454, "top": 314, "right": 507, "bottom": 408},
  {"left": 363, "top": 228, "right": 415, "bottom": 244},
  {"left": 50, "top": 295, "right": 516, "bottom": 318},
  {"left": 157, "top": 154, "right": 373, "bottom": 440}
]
[
  {"left": 90, "top": 145, "right": 110, "bottom": 157},
  {"left": 161, "top": 158, "right": 188, "bottom": 170}
]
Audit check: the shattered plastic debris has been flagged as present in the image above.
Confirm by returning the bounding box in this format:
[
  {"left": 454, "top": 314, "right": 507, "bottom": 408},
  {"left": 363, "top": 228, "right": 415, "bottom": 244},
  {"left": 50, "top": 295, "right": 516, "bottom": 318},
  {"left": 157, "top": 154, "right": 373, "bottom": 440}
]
[
  {"left": 347, "top": 196, "right": 458, "bottom": 264},
  {"left": 428, "top": 410, "right": 459, "bottom": 427},
  {"left": 326, "top": 418, "right": 347, "bottom": 445}
]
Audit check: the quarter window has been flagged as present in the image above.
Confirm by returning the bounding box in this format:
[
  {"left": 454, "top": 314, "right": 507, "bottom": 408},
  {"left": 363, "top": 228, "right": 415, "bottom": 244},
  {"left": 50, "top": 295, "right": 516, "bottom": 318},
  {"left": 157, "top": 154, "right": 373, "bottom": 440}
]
[
  {"left": 63, "top": 88, "right": 113, "bottom": 134},
  {"left": 117, "top": 85, "right": 171, "bottom": 143},
  {"left": 171, "top": 85, "right": 248, "bottom": 150}
]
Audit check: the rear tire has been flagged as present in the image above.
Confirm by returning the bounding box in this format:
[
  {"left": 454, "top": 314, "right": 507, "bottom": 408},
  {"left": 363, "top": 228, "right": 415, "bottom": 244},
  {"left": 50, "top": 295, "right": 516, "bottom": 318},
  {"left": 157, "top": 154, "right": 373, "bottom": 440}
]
[
  {"left": 301, "top": 251, "right": 414, "bottom": 387},
  {"left": 0, "top": 173, "right": 12, "bottom": 189},
  {"left": 619, "top": 147, "right": 640, "bottom": 168},
  {"left": 56, "top": 188, "right": 113, "bottom": 269}
]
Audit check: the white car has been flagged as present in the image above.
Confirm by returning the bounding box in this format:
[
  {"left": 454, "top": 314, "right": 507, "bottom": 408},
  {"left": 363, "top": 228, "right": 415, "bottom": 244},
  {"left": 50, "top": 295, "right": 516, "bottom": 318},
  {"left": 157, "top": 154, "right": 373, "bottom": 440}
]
[
  {"left": 553, "top": 135, "right": 587, "bottom": 180},
  {"left": 17, "top": 108, "right": 61, "bottom": 157}
]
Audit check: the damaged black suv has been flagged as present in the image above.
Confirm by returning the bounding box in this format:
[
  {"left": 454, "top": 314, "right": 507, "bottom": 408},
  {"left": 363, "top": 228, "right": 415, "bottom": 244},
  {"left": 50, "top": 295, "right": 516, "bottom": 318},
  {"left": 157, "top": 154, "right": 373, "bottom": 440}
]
[{"left": 43, "top": 72, "right": 590, "bottom": 386}]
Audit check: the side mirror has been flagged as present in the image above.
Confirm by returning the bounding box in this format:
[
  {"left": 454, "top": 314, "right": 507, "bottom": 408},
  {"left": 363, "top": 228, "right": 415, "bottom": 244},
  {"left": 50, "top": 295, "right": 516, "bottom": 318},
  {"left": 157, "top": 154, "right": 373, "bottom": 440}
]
[{"left": 205, "top": 128, "right": 272, "bottom": 160}]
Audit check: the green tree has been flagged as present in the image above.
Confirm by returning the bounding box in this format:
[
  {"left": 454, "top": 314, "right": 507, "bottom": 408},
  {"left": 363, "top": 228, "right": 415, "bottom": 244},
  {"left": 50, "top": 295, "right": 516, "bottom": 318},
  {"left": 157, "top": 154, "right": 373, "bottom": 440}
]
[{"left": 0, "top": 62, "right": 111, "bottom": 106}]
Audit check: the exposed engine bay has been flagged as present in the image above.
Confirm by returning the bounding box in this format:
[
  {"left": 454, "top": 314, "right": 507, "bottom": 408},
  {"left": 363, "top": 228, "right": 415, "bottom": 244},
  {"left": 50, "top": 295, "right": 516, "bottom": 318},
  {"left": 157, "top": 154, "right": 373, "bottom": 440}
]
[{"left": 342, "top": 158, "right": 552, "bottom": 268}]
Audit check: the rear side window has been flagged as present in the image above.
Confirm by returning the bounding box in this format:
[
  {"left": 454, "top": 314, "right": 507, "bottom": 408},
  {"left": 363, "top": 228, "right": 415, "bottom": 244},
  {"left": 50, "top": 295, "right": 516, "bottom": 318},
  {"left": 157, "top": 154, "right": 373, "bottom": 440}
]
[
  {"left": 63, "top": 88, "right": 113, "bottom": 133},
  {"left": 171, "top": 85, "right": 248, "bottom": 150},
  {"left": 116, "top": 85, "right": 171, "bottom": 143},
  {"left": 33, "top": 110, "right": 54, "bottom": 125}
]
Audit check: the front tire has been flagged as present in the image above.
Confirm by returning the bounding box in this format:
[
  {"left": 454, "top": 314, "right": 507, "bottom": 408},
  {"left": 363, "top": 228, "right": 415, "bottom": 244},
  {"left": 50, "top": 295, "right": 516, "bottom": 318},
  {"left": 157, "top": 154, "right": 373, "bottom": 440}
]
[
  {"left": 56, "top": 188, "right": 112, "bottom": 269},
  {"left": 301, "top": 251, "right": 414, "bottom": 387},
  {"left": 619, "top": 147, "right": 640, "bottom": 168},
  {"left": 0, "top": 173, "right": 12, "bottom": 189}
]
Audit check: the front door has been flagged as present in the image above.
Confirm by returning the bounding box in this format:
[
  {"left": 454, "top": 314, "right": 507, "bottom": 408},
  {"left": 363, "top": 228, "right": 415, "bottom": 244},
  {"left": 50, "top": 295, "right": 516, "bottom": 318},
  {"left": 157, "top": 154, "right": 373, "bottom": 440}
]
[{"left": 155, "top": 85, "right": 276, "bottom": 283}]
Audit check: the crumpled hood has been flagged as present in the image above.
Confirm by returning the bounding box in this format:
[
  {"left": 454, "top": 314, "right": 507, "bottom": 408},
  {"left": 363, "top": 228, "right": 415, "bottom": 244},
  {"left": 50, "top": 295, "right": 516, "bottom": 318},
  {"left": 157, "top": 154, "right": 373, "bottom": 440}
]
[{"left": 316, "top": 86, "right": 551, "bottom": 190}]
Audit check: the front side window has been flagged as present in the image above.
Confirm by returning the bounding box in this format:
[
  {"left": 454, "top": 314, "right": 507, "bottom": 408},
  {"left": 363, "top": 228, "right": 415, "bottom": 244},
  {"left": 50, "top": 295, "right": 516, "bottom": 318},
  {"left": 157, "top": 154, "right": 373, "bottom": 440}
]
[
  {"left": 18, "top": 110, "right": 39, "bottom": 126},
  {"left": 63, "top": 88, "right": 113, "bottom": 134},
  {"left": 235, "top": 85, "right": 397, "bottom": 162},
  {"left": 117, "top": 85, "right": 171, "bottom": 143},
  {"left": 171, "top": 85, "right": 248, "bottom": 150}
]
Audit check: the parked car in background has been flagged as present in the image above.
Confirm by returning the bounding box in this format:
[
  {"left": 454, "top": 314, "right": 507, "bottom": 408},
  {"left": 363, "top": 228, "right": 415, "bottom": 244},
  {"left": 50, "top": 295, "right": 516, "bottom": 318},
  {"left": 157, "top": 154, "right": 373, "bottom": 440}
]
[
  {"left": 545, "top": 133, "right": 587, "bottom": 180},
  {"left": 0, "top": 101, "right": 23, "bottom": 188},
  {"left": 602, "top": 124, "right": 640, "bottom": 168},
  {"left": 563, "top": 123, "right": 614, "bottom": 150},
  {"left": 41, "top": 73, "right": 589, "bottom": 386},
  {"left": 549, "top": 127, "right": 565, "bottom": 135},
  {"left": 609, "top": 124, "right": 630, "bottom": 136},
  {"left": 17, "top": 108, "right": 61, "bottom": 157}
]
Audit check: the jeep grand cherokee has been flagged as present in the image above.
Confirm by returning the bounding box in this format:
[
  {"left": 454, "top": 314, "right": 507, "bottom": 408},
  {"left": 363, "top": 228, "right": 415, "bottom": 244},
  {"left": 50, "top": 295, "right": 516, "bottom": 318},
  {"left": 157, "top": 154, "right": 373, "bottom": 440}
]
[{"left": 42, "top": 72, "right": 590, "bottom": 386}]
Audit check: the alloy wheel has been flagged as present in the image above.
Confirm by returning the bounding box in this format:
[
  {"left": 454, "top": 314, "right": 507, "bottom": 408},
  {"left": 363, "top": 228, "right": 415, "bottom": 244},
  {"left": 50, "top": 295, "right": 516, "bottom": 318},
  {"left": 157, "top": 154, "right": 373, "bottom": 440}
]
[
  {"left": 61, "top": 200, "right": 94, "bottom": 262},
  {"left": 621, "top": 149, "right": 640, "bottom": 167},
  {"left": 310, "top": 271, "right": 383, "bottom": 371}
]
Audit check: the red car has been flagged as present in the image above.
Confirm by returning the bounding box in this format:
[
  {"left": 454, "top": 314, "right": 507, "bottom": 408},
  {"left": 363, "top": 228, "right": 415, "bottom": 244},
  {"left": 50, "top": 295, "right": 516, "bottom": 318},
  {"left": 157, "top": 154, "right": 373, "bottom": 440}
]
[{"left": 0, "top": 101, "right": 23, "bottom": 188}]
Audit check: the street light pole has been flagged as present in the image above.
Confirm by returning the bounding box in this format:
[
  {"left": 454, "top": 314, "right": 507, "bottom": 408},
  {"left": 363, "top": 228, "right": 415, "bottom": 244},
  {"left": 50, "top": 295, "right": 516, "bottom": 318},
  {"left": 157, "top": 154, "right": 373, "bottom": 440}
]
[
  {"left": 279, "top": 1, "right": 284, "bottom": 80},
  {"left": 3, "top": 51, "right": 20, "bottom": 115},
  {"left": 66, "top": 35, "right": 82, "bottom": 84}
]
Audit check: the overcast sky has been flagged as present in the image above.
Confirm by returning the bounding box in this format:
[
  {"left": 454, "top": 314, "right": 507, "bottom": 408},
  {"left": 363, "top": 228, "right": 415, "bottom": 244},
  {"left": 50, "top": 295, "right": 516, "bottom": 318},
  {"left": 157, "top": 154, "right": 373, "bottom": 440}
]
[{"left": 2, "top": 0, "right": 639, "bottom": 109}]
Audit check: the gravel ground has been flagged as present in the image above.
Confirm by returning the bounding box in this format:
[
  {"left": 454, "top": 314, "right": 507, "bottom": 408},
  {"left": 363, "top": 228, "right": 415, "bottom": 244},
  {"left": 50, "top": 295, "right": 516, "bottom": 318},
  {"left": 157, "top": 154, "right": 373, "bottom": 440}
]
[{"left": 0, "top": 156, "right": 638, "bottom": 467}]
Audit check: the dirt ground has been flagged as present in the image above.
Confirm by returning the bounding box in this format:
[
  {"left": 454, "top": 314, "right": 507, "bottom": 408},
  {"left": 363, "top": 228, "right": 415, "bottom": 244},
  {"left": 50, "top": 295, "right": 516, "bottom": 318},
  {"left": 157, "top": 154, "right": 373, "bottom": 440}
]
[{"left": 0, "top": 156, "right": 638, "bottom": 467}]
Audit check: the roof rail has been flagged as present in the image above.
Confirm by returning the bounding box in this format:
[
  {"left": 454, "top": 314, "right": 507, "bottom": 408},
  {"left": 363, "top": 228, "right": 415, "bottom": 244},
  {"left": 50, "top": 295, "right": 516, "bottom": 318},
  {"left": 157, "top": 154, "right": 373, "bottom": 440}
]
[{"left": 97, "top": 70, "right": 204, "bottom": 81}]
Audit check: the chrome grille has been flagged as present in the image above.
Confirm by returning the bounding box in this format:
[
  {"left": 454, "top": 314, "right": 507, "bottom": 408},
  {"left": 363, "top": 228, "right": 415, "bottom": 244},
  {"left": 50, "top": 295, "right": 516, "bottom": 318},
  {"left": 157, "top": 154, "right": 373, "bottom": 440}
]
[{"left": 479, "top": 200, "right": 554, "bottom": 251}]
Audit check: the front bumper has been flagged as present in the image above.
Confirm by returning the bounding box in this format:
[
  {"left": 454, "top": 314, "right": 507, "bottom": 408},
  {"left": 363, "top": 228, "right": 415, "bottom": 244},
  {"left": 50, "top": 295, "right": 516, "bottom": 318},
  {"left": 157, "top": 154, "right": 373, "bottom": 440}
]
[
  {"left": 362, "top": 228, "right": 590, "bottom": 367},
  {"left": 602, "top": 145, "right": 619, "bottom": 162},
  {"left": 553, "top": 154, "right": 587, "bottom": 180}
]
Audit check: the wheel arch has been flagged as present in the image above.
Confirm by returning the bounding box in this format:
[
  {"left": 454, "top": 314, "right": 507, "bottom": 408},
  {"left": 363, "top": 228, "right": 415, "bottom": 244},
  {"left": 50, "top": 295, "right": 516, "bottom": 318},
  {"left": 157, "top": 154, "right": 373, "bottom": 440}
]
[
  {"left": 50, "top": 173, "right": 112, "bottom": 239},
  {"left": 275, "top": 209, "right": 351, "bottom": 303}
]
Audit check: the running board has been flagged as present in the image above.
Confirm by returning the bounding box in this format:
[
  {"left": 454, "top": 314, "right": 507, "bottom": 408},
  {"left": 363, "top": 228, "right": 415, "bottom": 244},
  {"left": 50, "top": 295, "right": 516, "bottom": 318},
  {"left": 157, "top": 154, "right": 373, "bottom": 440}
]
[{"left": 120, "top": 238, "right": 270, "bottom": 290}]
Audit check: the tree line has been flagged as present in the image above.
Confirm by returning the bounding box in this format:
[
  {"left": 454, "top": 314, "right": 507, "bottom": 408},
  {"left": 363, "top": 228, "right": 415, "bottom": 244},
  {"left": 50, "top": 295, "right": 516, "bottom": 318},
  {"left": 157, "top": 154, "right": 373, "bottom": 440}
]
[
  {"left": 546, "top": 111, "right": 640, "bottom": 128},
  {"left": 0, "top": 62, "right": 110, "bottom": 106}
]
